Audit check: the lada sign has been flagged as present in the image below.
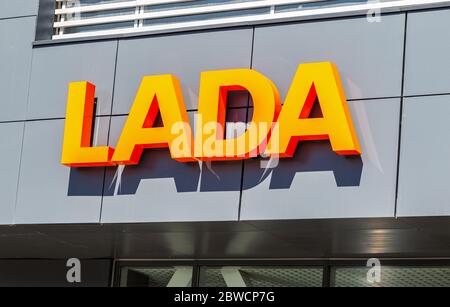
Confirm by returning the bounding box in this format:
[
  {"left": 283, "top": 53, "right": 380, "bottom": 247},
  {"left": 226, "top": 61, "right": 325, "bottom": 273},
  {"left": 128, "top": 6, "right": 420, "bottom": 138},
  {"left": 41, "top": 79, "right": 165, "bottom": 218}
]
[{"left": 61, "top": 62, "right": 361, "bottom": 167}]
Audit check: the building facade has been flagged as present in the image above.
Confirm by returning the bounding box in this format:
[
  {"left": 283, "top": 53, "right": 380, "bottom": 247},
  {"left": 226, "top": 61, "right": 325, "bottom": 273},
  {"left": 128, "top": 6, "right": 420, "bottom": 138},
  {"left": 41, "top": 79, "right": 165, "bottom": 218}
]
[{"left": 0, "top": 0, "right": 450, "bottom": 286}]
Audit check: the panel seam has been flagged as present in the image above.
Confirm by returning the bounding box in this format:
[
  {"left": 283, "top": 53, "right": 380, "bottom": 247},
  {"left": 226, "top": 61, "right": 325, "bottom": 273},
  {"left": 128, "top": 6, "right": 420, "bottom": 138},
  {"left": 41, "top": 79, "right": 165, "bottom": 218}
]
[
  {"left": 238, "top": 27, "right": 255, "bottom": 221},
  {"left": 99, "top": 40, "right": 120, "bottom": 224},
  {"left": 0, "top": 14, "right": 37, "bottom": 22},
  {"left": 394, "top": 12, "right": 409, "bottom": 218},
  {"left": 11, "top": 37, "right": 37, "bottom": 225}
]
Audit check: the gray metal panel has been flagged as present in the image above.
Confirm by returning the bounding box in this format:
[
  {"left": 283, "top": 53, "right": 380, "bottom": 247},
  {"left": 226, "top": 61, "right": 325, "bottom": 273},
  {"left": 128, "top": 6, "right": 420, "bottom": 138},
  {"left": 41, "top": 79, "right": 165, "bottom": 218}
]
[
  {"left": 112, "top": 29, "right": 253, "bottom": 114},
  {"left": 15, "top": 117, "right": 110, "bottom": 224},
  {"left": 0, "top": 17, "right": 36, "bottom": 122},
  {"left": 100, "top": 110, "right": 245, "bottom": 223},
  {"left": 404, "top": 9, "right": 450, "bottom": 96},
  {"left": 27, "top": 41, "right": 118, "bottom": 120},
  {"left": 240, "top": 98, "right": 400, "bottom": 220},
  {"left": 397, "top": 95, "right": 450, "bottom": 217},
  {"left": 0, "top": 0, "right": 38, "bottom": 19},
  {"left": 35, "top": 0, "right": 57, "bottom": 41},
  {"left": 252, "top": 15, "right": 405, "bottom": 100},
  {"left": 0, "top": 259, "right": 111, "bottom": 287},
  {"left": 2, "top": 217, "right": 450, "bottom": 259},
  {"left": 0, "top": 122, "right": 24, "bottom": 225}
]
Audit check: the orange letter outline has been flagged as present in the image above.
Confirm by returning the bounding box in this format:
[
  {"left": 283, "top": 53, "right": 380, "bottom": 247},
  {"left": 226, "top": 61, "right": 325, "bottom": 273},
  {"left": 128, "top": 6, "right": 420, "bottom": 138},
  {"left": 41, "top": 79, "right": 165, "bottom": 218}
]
[
  {"left": 194, "top": 69, "right": 281, "bottom": 161},
  {"left": 111, "top": 75, "right": 193, "bottom": 165},
  {"left": 266, "top": 62, "right": 361, "bottom": 157},
  {"left": 61, "top": 82, "right": 115, "bottom": 167}
]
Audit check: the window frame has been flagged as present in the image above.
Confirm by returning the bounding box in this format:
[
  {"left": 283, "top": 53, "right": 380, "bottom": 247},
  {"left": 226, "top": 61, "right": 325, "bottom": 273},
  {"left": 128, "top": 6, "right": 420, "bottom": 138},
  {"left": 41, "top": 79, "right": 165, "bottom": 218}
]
[
  {"left": 112, "top": 258, "right": 450, "bottom": 287},
  {"left": 36, "top": 0, "right": 450, "bottom": 42}
]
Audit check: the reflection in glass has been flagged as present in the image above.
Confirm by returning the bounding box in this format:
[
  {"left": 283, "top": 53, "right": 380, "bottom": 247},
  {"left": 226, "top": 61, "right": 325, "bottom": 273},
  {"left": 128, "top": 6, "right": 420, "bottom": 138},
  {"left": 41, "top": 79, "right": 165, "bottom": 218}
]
[
  {"left": 333, "top": 266, "right": 450, "bottom": 287},
  {"left": 199, "top": 266, "right": 323, "bottom": 287},
  {"left": 120, "top": 266, "right": 193, "bottom": 287}
]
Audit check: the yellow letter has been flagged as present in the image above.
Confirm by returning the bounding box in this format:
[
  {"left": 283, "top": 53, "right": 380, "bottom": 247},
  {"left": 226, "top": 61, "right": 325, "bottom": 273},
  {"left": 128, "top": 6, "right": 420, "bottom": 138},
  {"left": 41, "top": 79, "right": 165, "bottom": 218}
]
[
  {"left": 266, "top": 62, "right": 361, "bottom": 157},
  {"left": 61, "top": 82, "right": 114, "bottom": 167},
  {"left": 112, "top": 75, "right": 193, "bottom": 165},
  {"left": 194, "top": 69, "right": 281, "bottom": 160}
]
